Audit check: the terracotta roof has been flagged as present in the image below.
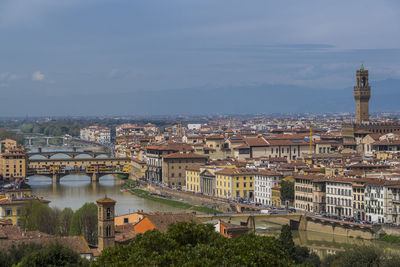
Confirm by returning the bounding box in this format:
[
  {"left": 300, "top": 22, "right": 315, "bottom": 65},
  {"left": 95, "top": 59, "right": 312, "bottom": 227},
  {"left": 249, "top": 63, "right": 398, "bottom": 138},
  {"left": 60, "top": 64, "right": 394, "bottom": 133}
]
[
  {"left": 163, "top": 152, "right": 208, "bottom": 159},
  {"left": 206, "top": 135, "right": 225, "bottom": 140},
  {"left": 186, "top": 166, "right": 201, "bottom": 171},
  {"left": 244, "top": 137, "right": 269, "bottom": 147},
  {"left": 293, "top": 174, "right": 324, "bottom": 181},
  {"left": 96, "top": 196, "right": 116, "bottom": 204},
  {"left": 233, "top": 144, "right": 250, "bottom": 150},
  {"left": 144, "top": 213, "right": 199, "bottom": 232},
  {"left": 0, "top": 226, "right": 91, "bottom": 254}
]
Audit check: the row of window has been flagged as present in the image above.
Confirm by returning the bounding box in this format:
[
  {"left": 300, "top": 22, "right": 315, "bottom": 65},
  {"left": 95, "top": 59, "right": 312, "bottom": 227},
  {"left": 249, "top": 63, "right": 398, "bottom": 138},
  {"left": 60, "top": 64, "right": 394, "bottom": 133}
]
[
  {"left": 326, "top": 197, "right": 352, "bottom": 207},
  {"left": 327, "top": 187, "right": 351, "bottom": 196},
  {"left": 296, "top": 186, "right": 312, "bottom": 193}
]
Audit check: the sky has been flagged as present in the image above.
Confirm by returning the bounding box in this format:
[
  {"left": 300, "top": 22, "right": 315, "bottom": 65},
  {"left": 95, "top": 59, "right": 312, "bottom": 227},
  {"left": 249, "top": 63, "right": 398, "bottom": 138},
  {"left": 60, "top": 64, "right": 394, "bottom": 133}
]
[{"left": 0, "top": 0, "right": 400, "bottom": 116}]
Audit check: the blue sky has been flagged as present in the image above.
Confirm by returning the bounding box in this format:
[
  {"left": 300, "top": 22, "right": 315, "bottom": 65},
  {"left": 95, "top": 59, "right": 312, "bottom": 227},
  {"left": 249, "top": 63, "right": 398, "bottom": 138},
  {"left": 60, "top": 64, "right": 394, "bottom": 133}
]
[{"left": 0, "top": 0, "right": 399, "bottom": 115}]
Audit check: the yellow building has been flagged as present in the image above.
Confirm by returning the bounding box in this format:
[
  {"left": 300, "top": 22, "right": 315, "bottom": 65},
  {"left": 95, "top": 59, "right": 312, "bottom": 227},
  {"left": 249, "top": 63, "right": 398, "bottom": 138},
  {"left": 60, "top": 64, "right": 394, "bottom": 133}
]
[
  {"left": 271, "top": 185, "right": 281, "bottom": 207},
  {"left": 0, "top": 189, "right": 50, "bottom": 225},
  {"left": 185, "top": 166, "right": 201, "bottom": 192},
  {"left": 130, "top": 158, "right": 147, "bottom": 180},
  {"left": 215, "top": 168, "right": 256, "bottom": 200},
  {"left": 0, "top": 139, "right": 27, "bottom": 180}
]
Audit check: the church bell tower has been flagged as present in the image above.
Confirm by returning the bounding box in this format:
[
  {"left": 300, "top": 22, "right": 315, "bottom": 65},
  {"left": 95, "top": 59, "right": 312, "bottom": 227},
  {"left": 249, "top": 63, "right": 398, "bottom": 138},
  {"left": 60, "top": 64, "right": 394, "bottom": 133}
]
[
  {"left": 97, "top": 196, "right": 116, "bottom": 251},
  {"left": 354, "top": 63, "right": 371, "bottom": 124}
]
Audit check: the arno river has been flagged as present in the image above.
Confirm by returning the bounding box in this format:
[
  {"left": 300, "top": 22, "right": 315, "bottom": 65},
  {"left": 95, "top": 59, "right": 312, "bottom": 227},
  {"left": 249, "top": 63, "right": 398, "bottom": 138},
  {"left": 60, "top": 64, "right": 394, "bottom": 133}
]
[{"left": 27, "top": 174, "right": 183, "bottom": 215}]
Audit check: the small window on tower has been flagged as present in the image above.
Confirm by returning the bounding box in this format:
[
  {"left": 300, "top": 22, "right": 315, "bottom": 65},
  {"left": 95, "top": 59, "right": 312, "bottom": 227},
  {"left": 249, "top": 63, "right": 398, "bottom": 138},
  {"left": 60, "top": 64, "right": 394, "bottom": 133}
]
[
  {"left": 106, "top": 208, "right": 111, "bottom": 219},
  {"left": 362, "top": 77, "right": 366, "bottom": 87}
]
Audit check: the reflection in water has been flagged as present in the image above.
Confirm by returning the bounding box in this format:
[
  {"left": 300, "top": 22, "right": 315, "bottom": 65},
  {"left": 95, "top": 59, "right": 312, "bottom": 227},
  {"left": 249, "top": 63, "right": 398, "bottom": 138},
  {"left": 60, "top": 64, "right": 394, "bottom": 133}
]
[{"left": 28, "top": 175, "right": 184, "bottom": 215}]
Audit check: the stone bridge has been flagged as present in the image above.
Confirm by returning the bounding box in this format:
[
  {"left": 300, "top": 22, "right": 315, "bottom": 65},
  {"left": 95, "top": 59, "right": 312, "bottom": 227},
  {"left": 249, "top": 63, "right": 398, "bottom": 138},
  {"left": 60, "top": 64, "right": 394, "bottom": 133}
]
[
  {"left": 196, "top": 212, "right": 301, "bottom": 226},
  {"left": 28, "top": 157, "right": 131, "bottom": 182},
  {"left": 196, "top": 213, "right": 380, "bottom": 239},
  {"left": 28, "top": 150, "right": 110, "bottom": 159}
]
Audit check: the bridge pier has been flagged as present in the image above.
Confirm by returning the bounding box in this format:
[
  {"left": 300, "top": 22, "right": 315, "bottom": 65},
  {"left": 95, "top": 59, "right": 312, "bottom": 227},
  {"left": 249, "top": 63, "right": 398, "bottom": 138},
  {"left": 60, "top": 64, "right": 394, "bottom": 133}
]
[
  {"left": 52, "top": 173, "right": 61, "bottom": 183},
  {"left": 91, "top": 173, "right": 99, "bottom": 182}
]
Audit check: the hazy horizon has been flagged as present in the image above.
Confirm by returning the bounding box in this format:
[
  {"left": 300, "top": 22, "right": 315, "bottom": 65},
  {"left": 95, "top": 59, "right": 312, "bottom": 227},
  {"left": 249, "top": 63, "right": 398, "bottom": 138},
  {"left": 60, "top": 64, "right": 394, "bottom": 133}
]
[{"left": 1, "top": 0, "right": 399, "bottom": 116}]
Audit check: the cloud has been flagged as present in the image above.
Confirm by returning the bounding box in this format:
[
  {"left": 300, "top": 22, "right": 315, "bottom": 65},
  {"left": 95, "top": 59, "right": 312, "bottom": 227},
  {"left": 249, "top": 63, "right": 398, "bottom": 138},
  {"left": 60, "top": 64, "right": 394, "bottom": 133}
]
[
  {"left": 32, "top": 71, "right": 45, "bottom": 81},
  {"left": 0, "top": 72, "right": 18, "bottom": 81}
]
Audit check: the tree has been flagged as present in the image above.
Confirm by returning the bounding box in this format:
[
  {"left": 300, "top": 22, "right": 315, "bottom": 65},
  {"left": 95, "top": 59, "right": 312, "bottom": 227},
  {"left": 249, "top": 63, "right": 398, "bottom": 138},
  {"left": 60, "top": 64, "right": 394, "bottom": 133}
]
[
  {"left": 0, "top": 243, "right": 42, "bottom": 267},
  {"left": 18, "top": 243, "right": 89, "bottom": 267},
  {"left": 93, "top": 222, "right": 295, "bottom": 266},
  {"left": 322, "top": 245, "right": 400, "bottom": 267},
  {"left": 70, "top": 203, "right": 98, "bottom": 245},
  {"left": 56, "top": 208, "right": 74, "bottom": 236},
  {"left": 280, "top": 180, "right": 294, "bottom": 202},
  {"left": 20, "top": 200, "right": 58, "bottom": 235},
  {"left": 279, "top": 224, "right": 295, "bottom": 258}
]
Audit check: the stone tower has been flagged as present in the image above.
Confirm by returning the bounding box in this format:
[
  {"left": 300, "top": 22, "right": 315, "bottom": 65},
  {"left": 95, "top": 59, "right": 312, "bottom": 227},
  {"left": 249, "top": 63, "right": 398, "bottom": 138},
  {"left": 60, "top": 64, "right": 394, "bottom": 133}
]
[
  {"left": 96, "top": 196, "right": 116, "bottom": 251},
  {"left": 354, "top": 63, "right": 371, "bottom": 124}
]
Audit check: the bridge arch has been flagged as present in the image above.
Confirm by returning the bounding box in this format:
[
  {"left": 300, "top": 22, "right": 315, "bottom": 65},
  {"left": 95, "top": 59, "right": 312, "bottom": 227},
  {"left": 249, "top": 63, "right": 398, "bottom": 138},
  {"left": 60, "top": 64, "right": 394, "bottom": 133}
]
[
  {"left": 95, "top": 154, "right": 108, "bottom": 158},
  {"left": 28, "top": 155, "right": 47, "bottom": 160},
  {"left": 49, "top": 153, "right": 73, "bottom": 159},
  {"left": 74, "top": 153, "right": 94, "bottom": 159}
]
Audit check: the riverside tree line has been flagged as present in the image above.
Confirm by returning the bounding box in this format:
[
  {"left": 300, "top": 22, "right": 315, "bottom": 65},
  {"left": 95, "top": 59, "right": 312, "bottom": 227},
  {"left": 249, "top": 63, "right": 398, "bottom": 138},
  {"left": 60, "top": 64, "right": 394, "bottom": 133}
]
[{"left": 4, "top": 199, "right": 400, "bottom": 267}]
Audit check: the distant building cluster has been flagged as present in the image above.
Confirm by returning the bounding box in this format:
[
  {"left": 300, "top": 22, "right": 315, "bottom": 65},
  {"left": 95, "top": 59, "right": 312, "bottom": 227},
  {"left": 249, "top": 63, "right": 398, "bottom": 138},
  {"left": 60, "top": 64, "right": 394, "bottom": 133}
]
[{"left": 80, "top": 126, "right": 111, "bottom": 144}]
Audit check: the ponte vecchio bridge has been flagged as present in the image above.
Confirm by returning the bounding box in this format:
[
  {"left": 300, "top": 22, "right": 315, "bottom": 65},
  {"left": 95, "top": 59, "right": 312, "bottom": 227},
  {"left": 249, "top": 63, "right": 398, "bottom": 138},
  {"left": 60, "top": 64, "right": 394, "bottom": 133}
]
[
  {"left": 27, "top": 157, "right": 131, "bottom": 183},
  {"left": 28, "top": 149, "right": 111, "bottom": 159}
]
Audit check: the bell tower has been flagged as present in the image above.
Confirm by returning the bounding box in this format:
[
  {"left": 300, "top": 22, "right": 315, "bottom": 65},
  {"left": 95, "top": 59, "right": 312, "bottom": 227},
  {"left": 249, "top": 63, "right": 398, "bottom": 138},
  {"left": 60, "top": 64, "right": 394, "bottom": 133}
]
[
  {"left": 96, "top": 196, "right": 116, "bottom": 251},
  {"left": 354, "top": 63, "right": 371, "bottom": 124}
]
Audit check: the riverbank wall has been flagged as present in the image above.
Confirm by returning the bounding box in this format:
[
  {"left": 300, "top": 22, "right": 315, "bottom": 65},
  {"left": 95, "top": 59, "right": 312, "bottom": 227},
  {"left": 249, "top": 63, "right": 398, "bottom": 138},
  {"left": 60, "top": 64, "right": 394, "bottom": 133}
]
[{"left": 138, "top": 181, "right": 236, "bottom": 213}]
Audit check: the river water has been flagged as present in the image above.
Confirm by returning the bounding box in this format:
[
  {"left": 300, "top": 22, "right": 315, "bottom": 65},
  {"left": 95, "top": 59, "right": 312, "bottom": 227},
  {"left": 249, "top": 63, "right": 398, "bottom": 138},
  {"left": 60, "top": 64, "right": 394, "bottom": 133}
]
[{"left": 27, "top": 175, "right": 184, "bottom": 216}]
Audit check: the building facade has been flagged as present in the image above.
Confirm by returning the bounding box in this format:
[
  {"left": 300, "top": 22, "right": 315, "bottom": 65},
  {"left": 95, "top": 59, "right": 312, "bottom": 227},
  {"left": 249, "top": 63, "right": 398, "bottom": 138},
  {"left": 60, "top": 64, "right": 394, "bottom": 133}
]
[
  {"left": 254, "top": 170, "right": 283, "bottom": 206},
  {"left": 162, "top": 152, "right": 208, "bottom": 187},
  {"left": 215, "top": 169, "right": 256, "bottom": 201}
]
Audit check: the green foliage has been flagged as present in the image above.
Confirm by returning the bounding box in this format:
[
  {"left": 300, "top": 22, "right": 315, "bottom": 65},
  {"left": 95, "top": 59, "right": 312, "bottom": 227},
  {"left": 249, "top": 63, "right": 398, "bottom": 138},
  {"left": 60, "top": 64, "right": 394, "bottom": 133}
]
[
  {"left": 280, "top": 180, "right": 294, "bottom": 201},
  {"left": 20, "top": 200, "right": 58, "bottom": 235},
  {"left": 19, "top": 243, "right": 89, "bottom": 267},
  {"left": 20, "top": 201, "right": 76, "bottom": 237},
  {"left": 130, "top": 189, "right": 192, "bottom": 209},
  {"left": 0, "top": 243, "right": 43, "bottom": 267},
  {"left": 279, "top": 224, "right": 295, "bottom": 258},
  {"left": 279, "top": 225, "right": 321, "bottom": 266},
  {"left": 56, "top": 208, "right": 74, "bottom": 236},
  {"left": 70, "top": 203, "right": 98, "bottom": 245},
  {"left": 93, "top": 222, "right": 296, "bottom": 267},
  {"left": 379, "top": 234, "right": 400, "bottom": 243},
  {"left": 321, "top": 245, "right": 400, "bottom": 267}
]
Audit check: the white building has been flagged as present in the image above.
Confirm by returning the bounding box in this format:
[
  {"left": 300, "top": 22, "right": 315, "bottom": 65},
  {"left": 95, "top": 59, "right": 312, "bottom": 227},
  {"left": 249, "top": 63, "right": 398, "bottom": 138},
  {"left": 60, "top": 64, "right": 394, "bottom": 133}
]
[
  {"left": 80, "top": 126, "right": 111, "bottom": 144},
  {"left": 254, "top": 170, "right": 283, "bottom": 206},
  {"left": 325, "top": 178, "right": 353, "bottom": 218},
  {"left": 365, "top": 180, "right": 391, "bottom": 224}
]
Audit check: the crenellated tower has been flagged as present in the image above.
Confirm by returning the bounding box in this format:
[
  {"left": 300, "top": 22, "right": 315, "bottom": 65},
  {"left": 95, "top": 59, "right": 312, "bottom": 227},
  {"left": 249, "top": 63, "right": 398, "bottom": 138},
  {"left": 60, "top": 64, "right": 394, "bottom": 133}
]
[{"left": 354, "top": 63, "right": 371, "bottom": 124}]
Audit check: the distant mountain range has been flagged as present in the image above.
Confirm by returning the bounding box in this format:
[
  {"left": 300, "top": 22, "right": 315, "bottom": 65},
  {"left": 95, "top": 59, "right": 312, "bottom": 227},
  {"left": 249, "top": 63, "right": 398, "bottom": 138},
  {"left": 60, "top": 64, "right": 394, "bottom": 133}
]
[{"left": 3, "top": 79, "right": 400, "bottom": 116}]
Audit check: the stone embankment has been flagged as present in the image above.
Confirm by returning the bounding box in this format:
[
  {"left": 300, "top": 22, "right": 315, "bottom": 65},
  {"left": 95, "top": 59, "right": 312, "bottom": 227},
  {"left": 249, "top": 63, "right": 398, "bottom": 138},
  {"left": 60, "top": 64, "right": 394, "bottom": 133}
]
[{"left": 137, "top": 181, "right": 241, "bottom": 213}]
